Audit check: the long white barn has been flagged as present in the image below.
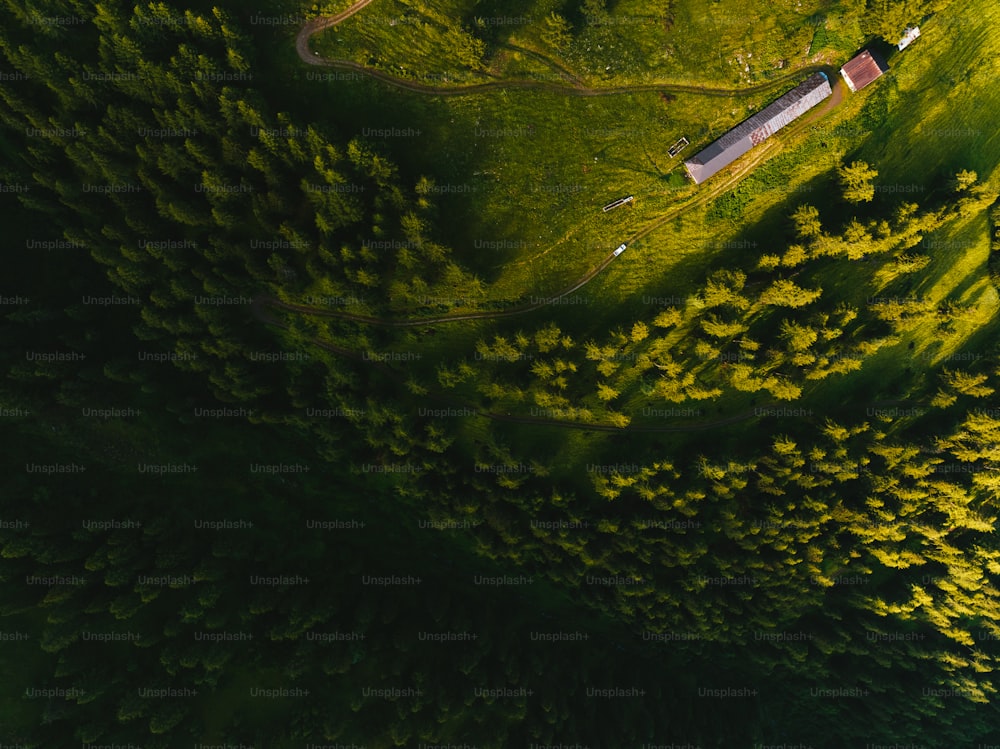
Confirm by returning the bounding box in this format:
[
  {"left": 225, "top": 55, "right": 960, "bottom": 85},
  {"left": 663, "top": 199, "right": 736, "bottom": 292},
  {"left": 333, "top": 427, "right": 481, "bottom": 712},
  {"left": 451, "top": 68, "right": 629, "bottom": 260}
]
[{"left": 684, "top": 72, "right": 833, "bottom": 185}]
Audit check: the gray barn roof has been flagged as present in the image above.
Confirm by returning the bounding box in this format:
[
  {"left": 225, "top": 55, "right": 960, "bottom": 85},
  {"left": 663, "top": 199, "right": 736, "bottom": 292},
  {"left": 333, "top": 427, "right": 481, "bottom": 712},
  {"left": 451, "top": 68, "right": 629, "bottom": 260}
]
[{"left": 684, "top": 72, "right": 832, "bottom": 184}]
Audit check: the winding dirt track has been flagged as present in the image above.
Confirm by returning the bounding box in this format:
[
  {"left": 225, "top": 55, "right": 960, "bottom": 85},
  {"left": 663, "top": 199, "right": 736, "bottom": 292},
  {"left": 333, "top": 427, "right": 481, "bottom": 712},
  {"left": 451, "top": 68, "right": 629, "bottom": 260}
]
[
  {"left": 295, "top": 0, "right": 380, "bottom": 62},
  {"left": 295, "top": 5, "right": 830, "bottom": 99},
  {"left": 277, "top": 2, "right": 836, "bottom": 327},
  {"left": 267, "top": 2, "right": 853, "bottom": 432}
]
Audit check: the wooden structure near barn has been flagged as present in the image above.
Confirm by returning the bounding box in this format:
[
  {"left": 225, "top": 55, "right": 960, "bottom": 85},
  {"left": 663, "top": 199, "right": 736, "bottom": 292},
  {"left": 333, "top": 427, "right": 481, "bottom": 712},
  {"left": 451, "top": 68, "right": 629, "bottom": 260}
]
[
  {"left": 668, "top": 137, "right": 689, "bottom": 158},
  {"left": 602, "top": 195, "right": 634, "bottom": 213}
]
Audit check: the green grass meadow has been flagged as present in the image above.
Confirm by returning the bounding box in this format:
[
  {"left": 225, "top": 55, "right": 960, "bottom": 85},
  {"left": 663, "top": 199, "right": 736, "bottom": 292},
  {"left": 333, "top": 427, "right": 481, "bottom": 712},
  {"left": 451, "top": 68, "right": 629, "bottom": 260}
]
[{"left": 279, "top": 0, "right": 1000, "bottom": 469}]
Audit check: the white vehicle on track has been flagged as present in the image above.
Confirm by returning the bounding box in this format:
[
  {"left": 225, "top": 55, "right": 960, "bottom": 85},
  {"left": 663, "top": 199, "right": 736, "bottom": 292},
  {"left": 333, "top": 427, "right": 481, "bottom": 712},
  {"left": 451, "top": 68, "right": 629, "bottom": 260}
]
[{"left": 613, "top": 243, "right": 627, "bottom": 257}]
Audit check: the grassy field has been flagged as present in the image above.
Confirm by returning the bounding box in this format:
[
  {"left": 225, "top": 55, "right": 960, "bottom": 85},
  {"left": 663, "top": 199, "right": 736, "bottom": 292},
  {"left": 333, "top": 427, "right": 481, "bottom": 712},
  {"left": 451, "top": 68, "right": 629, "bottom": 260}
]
[
  {"left": 300, "top": 0, "right": 867, "bottom": 304},
  {"left": 280, "top": 75, "right": 795, "bottom": 301},
  {"left": 274, "top": 0, "right": 1000, "bottom": 478},
  {"left": 312, "top": 0, "right": 854, "bottom": 85}
]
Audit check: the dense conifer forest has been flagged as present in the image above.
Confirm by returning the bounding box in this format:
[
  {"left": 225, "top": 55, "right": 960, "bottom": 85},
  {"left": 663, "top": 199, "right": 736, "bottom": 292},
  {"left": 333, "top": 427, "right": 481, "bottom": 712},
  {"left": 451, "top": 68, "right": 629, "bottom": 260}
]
[{"left": 2, "top": 0, "right": 1000, "bottom": 746}]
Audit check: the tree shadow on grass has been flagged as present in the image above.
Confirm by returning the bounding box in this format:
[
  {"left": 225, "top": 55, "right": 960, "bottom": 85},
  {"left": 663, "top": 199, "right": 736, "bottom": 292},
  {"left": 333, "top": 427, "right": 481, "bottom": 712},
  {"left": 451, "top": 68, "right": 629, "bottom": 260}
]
[{"left": 461, "top": 0, "right": 544, "bottom": 49}]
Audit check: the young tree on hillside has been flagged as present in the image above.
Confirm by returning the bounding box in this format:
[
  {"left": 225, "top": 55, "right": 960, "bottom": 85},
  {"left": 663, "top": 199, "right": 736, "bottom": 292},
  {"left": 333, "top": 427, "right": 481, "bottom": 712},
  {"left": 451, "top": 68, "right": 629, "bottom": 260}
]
[
  {"left": 838, "top": 0, "right": 868, "bottom": 19},
  {"left": 948, "top": 169, "right": 993, "bottom": 217},
  {"left": 780, "top": 320, "right": 819, "bottom": 352},
  {"left": 541, "top": 12, "right": 572, "bottom": 51},
  {"left": 791, "top": 204, "right": 822, "bottom": 239},
  {"left": 862, "top": 0, "right": 922, "bottom": 43},
  {"left": 582, "top": 0, "right": 608, "bottom": 21},
  {"left": 596, "top": 382, "right": 620, "bottom": 401},
  {"left": 839, "top": 161, "right": 878, "bottom": 203},
  {"left": 843, "top": 218, "right": 871, "bottom": 254},
  {"left": 763, "top": 375, "right": 802, "bottom": 400},
  {"left": 700, "top": 314, "right": 747, "bottom": 338},
  {"left": 728, "top": 363, "right": 766, "bottom": 392},
  {"left": 534, "top": 323, "right": 564, "bottom": 353},
  {"left": 781, "top": 244, "right": 809, "bottom": 268},
  {"left": 454, "top": 33, "right": 487, "bottom": 72},
  {"left": 757, "top": 254, "right": 782, "bottom": 271},
  {"left": 699, "top": 269, "right": 750, "bottom": 310},
  {"left": 951, "top": 170, "right": 978, "bottom": 192},
  {"left": 757, "top": 279, "right": 822, "bottom": 308},
  {"left": 941, "top": 369, "right": 994, "bottom": 398},
  {"left": 869, "top": 297, "right": 936, "bottom": 333},
  {"left": 652, "top": 307, "right": 683, "bottom": 329}
]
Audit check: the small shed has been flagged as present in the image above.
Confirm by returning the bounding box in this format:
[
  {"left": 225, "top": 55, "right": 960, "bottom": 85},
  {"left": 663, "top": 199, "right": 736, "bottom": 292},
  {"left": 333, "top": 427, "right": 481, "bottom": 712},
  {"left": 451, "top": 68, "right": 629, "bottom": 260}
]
[
  {"left": 840, "top": 50, "right": 888, "bottom": 92},
  {"left": 898, "top": 27, "right": 921, "bottom": 51}
]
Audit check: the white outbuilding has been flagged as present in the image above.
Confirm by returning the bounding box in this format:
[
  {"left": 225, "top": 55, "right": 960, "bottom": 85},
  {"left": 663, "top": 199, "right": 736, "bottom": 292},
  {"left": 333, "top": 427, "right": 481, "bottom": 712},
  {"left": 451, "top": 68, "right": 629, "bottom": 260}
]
[{"left": 898, "top": 27, "right": 921, "bottom": 51}]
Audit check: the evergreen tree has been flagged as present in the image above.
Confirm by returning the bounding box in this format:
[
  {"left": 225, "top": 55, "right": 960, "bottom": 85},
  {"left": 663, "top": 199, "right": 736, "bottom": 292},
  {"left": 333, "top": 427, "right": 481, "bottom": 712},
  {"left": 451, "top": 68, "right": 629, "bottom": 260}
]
[{"left": 838, "top": 161, "right": 878, "bottom": 203}]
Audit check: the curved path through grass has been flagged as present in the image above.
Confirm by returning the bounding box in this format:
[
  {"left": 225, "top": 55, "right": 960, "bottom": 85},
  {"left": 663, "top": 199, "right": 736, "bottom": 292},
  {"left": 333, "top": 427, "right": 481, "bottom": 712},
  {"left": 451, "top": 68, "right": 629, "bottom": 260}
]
[
  {"left": 260, "top": 132, "right": 786, "bottom": 324},
  {"left": 263, "top": 0, "right": 857, "bottom": 432},
  {"left": 296, "top": 5, "right": 831, "bottom": 98},
  {"left": 276, "top": 1, "right": 839, "bottom": 326}
]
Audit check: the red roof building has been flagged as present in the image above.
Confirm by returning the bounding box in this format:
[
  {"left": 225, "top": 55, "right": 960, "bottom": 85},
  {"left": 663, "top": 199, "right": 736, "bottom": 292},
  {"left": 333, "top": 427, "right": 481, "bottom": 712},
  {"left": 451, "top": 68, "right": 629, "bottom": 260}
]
[{"left": 840, "top": 50, "right": 888, "bottom": 92}]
